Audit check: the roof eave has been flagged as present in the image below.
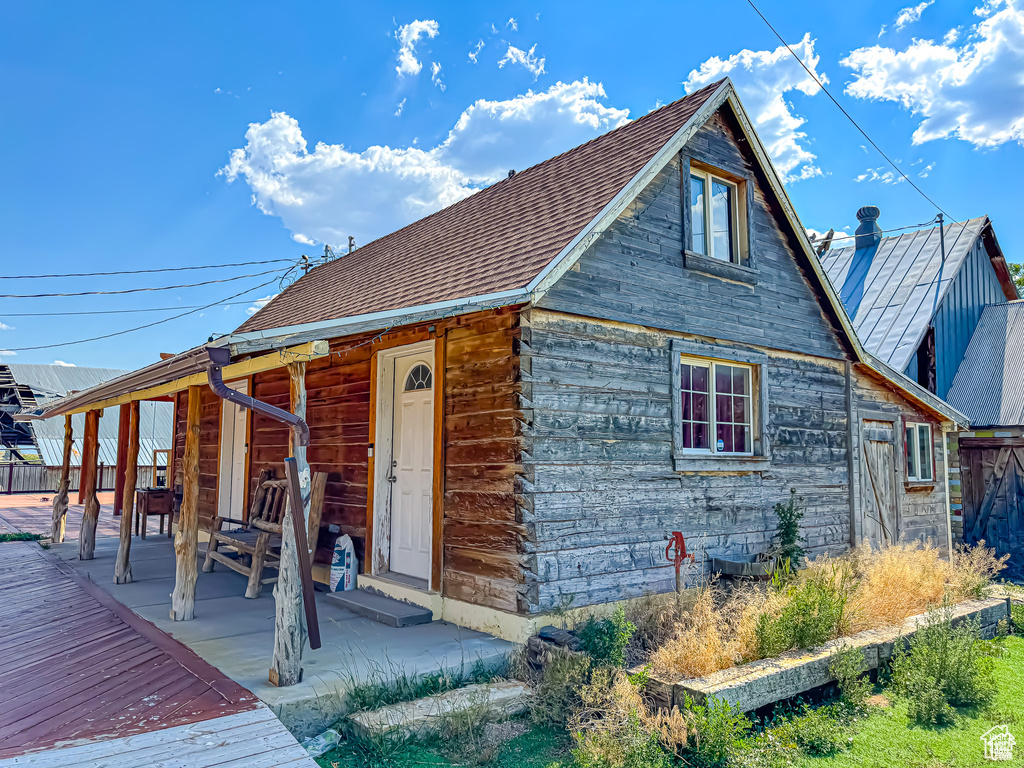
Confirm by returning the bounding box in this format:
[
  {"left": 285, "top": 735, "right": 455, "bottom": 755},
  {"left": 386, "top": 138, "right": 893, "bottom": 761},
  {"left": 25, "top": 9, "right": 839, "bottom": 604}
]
[{"left": 863, "top": 353, "right": 969, "bottom": 427}]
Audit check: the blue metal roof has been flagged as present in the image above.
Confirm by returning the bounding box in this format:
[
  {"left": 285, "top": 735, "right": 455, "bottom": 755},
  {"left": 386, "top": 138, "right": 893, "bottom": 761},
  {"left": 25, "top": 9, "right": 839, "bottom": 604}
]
[
  {"left": 820, "top": 217, "right": 989, "bottom": 373},
  {"left": 947, "top": 301, "right": 1024, "bottom": 427}
]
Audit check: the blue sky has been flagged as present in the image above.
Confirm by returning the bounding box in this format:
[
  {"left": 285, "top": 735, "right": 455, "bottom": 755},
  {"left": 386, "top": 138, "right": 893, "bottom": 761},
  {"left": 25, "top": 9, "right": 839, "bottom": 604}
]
[{"left": 2, "top": 0, "right": 1023, "bottom": 370}]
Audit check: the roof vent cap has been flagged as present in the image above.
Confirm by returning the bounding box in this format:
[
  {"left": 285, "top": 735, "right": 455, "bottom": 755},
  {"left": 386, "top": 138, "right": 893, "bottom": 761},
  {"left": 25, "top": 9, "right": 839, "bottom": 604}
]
[{"left": 855, "top": 205, "right": 882, "bottom": 250}]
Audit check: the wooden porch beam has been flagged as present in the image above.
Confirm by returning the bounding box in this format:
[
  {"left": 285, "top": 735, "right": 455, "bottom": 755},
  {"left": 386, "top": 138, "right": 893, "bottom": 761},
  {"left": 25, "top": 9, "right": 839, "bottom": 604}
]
[
  {"left": 270, "top": 360, "right": 309, "bottom": 687},
  {"left": 50, "top": 415, "right": 73, "bottom": 543},
  {"left": 114, "top": 401, "right": 140, "bottom": 584},
  {"left": 66, "top": 341, "right": 329, "bottom": 415},
  {"left": 170, "top": 386, "right": 201, "bottom": 621},
  {"left": 78, "top": 409, "right": 101, "bottom": 560}
]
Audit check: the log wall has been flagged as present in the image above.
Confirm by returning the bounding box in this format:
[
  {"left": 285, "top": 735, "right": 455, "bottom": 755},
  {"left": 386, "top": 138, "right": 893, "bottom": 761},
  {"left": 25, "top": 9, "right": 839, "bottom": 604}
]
[{"left": 171, "top": 386, "right": 221, "bottom": 531}]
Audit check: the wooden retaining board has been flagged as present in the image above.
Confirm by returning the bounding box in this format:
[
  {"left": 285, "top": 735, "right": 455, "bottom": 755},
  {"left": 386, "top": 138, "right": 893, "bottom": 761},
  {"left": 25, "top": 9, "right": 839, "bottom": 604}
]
[{"left": 645, "top": 597, "right": 1009, "bottom": 712}]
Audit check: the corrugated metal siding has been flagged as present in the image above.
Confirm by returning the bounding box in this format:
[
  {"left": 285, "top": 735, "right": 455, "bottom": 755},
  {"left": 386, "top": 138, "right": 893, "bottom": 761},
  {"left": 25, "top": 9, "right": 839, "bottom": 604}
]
[
  {"left": 30, "top": 403, "right": 173, "bottom": 467},
  {"left": 821, "top": 217, "right": 986, "bottom": 372},
  {"left": 4, "top": 364, "right": 127, "bottom": 404},
  {"left": 931, "top": 237, "right": 1007, "bottom": 399},
  {"left": 947, "top": 301, "right": 1024, "bottom": 426}
]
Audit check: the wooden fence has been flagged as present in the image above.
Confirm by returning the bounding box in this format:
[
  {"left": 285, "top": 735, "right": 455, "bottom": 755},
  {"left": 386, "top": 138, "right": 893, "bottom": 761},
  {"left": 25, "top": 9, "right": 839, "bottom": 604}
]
[{"left": 0, "top": 464, "right": 159, "bottom": 495}]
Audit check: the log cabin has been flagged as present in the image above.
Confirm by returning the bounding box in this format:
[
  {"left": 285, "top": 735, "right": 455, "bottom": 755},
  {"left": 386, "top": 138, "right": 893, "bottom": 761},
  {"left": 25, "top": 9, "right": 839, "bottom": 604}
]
[{"left": 27, "top": 78, "right": 966, "bottom": 643}]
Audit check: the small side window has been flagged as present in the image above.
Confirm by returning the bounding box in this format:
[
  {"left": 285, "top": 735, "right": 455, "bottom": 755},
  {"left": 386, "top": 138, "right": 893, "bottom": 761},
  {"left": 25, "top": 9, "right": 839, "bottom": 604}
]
[
  {"left": 688, "top": 166, "right": 743, "bottom": 264},
  {"left": 905, "top": 422, "right": 934, "bottom": 481}
]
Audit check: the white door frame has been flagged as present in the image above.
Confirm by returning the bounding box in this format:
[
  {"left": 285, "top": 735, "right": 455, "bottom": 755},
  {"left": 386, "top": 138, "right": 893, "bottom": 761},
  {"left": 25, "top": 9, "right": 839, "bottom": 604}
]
[
  {"left": 371, "top": 339, "right": 436, "bottom": 582},
  {"left": 217, "top": 378, "right": 250, "bottom": 523}
]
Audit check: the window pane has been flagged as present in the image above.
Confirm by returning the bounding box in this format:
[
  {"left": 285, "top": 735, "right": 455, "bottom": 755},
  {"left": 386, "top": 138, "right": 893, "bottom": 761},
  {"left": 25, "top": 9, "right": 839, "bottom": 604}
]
[
  {"left": 692, "top": 392, "right": 707, "bottom": 422},
  {"left": 734, "top": 425, "right": 749, "bottom": 454},
  {"left": 716, "top": 394, "right": 732, "bottom": 423},
  {"left": 680, "top": 364, "right": 691, "bottom": 390},
  {"left": 682, "top": 423, "right": 692, "bottom": 449},
  {"left": 717, "top": 424, "right": 733, "bottom": 453},
  {"left": 918, "top": 425, "right": 932, "bottom": 480},
  {"left": 716, "top": 366, "right": 732, "bottom": 394},
  {"left": 681, "top": 361, "right": 711, "bottom": 452},
  {"left": 692, "top": 365, "right": 708, "bottom": 392},
  {"left": 690, "top": 175, "right": 706, "bottom": 255},
  {"left": 694, "top": 422, "right": 709, "bottom": 449},
  {"left": 905, "top": 427, "right": 916, "bottom": 478},
  {"left": 734, "top": 396, "right": 747, "bottom": 424},
  {"left": 681, "top": 390, "right": 691, "bottom": 420},
  {"left": 710, "top": 180, "right": 734, "bottom": 262},
  {"left": 733, "top": 368, "right": 747, "bottom": 395}
]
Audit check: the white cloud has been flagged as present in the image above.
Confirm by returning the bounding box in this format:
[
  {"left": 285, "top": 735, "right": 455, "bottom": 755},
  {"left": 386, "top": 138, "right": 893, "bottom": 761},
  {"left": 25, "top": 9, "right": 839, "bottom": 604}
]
[
  {"left": 0, "top": 350, "right": 16, "bottom": 356},
  {"left": 843, "top": 2, "right": 1024, "bottom": 147},
  {"left": 895, "top": 1, "right": 934, "bottom": 30},
  {"left": 468, "top": 39, "right": 485, "bottom": 63},
  {"left": 52, "top": 360, "right": 76, "bottom": 367},
  {"left": 0, "top": 322, "right": 13, "bottom": 331},
  {"left": 430, "top": 62, "right": 445, "bottom": 91},
  {"left": 943, "top": 27, "right": 961, "bottom": 44},
  {"left": 507, "top": 17, "right": 518, "bottom": 31},
  {"left": 684, "top": 33, "right": 826, "bottom": 182},
  {"left": 394, "top": 98, "right": 406, "bottom": 117},
  {"left": 246, "top": 294, "right": 279, "bottom": 316},
  {"left": 394, "top": 19, "right": 438, "bottom": 77},
  {"left": 855, "top": 166, "right": 906, "bottom": 184},
  {"left": 220, "top": 80, "right": 630, "bottom": 247},
  {"left": 498, "top": 44, "right": 546, "bottom": 79}
]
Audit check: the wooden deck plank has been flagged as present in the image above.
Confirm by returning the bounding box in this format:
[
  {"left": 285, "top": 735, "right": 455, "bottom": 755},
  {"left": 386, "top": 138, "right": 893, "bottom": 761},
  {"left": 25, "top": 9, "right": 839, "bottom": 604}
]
[
  {"left": 0, "top": 707, "right": 318, "bottom": 768},
  {"left": 0, "top": 542, "right": 259, "bottom": 759}
]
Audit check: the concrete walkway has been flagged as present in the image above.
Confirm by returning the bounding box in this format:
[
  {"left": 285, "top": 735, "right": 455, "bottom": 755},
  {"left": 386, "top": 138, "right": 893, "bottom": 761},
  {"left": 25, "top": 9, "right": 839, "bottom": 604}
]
[{"left": 50, "top": 535, "right": 513, "bottom": 738}]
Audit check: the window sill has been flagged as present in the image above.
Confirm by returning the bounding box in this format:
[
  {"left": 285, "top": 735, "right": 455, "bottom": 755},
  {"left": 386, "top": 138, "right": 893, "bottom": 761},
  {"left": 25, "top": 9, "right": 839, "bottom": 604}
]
[
  {"left": 684, "top": 250, "right": 757, "bottom": 285},
  {"left": 904, "top": 480, "right": 936, "bottom": 491},
  {"left": 673, "top": 455, "right": 771, "bottom": 473}
]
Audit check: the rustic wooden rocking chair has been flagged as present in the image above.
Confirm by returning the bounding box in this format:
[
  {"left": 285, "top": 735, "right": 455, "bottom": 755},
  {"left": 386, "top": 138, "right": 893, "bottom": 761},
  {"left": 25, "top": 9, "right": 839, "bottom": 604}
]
[{"left": 203, "top": 468, "right": 327, "bottom": 598}]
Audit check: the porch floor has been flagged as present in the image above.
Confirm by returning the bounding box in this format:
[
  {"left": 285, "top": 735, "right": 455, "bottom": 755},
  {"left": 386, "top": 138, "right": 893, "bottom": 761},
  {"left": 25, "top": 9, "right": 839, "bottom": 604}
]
[{"left": 47, "top": 535, "right": 513, "bottom": 738}]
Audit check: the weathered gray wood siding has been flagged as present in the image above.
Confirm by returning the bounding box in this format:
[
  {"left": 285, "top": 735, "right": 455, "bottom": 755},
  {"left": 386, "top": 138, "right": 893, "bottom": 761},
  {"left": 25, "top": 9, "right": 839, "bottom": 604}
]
[
  {"left": 516, "top": 108, "right": 950, "bottom": 613},
  {"left": 517, "top": 309, "right": 856, "bottom": 612},
  {"left": 849, "top": 368, "right": 949, "bottom": 547},
  {"left": 537, "top": 111, "right": 845, "bottom": 361}
]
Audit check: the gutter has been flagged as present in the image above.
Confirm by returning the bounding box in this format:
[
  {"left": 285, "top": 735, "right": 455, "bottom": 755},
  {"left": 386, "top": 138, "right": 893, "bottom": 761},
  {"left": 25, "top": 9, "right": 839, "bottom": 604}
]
[{"left": 206, "top": 346, "right": 309, "bottom": 446}]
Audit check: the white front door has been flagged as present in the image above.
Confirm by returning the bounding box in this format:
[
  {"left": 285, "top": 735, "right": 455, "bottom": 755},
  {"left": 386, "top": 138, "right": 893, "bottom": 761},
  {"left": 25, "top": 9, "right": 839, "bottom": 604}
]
[
  {"left": 387, "top": 353, "right": 434, "bottom": 580},
  {"left": 217, "top": 379, "right": 249, "bottom": 522}
]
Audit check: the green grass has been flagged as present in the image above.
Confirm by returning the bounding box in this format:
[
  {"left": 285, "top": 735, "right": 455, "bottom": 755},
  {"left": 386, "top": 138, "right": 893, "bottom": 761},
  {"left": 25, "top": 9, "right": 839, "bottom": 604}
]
[
  {"left": 791, "top": 635, "right": 1024, "bottom": 768},
  {"left": 0, "top": 532, "right": 43, "bottom": 543},
  {"left": 314, "top": 725, "right": 569, "bottom": 768}
]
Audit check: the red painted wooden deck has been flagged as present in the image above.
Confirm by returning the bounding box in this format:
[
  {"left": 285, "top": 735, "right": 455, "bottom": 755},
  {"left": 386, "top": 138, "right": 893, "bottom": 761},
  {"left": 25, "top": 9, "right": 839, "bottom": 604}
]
[
  {"left": 0, "top": 492, "right": 121, "bottom": 539},
  {"left": 0, "top": 541, "right": 260, "bottom": 758}
]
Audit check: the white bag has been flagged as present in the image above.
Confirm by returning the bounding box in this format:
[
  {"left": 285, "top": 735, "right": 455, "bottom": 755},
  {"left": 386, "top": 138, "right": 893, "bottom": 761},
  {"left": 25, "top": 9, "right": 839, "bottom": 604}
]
[{"left": 329, "top": 529, "right": 357, "bottom": 592}]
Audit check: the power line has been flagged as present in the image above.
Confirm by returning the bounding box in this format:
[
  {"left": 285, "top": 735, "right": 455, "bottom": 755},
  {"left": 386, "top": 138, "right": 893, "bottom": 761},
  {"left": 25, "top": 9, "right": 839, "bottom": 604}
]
[
  {"left": 743, "top": 0, "right": 957, "bottom": 222},
  {"left": 0, "top": 258, "right": 295, "bottom": 280},
  {"left": 819, "top": 218, "right": 940, "bottom": 244},
  {"left": 0, "top": 278, "right": 281, "bottom": 352},
  {"left": 1, "top": 305, "right": 214, "bottom": 317},
  {"left": 0, "top": 268, "right": 283, "bottom": 298}
]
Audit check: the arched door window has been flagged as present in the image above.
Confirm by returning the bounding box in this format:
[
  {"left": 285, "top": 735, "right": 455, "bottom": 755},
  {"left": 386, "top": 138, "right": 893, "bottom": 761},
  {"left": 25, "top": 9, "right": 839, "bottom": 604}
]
[{"left": 404, "top": 363, "right": 432, "bottom": 391}]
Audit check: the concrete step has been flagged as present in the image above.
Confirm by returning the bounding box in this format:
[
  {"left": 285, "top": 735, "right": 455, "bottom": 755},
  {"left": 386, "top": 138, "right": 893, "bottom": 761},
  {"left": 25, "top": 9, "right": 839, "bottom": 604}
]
[{"left": 324, "top": 588, "right": 433, "bottom": 627}]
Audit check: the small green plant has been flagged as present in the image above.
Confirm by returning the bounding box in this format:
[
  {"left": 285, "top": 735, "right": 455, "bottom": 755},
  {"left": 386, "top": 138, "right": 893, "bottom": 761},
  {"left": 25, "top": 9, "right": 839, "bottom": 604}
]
[
  {"left": 344, "top": 658, "right": 493, "bottom": 712},
  {"left": 769, "top": 705, "right": 850, "bottom": 757},
  {"left": 530, "top": 651, "right": 592, "bottom": 727},
  {"left": 572, "top": 710, "right": 671, "bottom": 768},
  {"left": 432, "top": 689, "right": 501, "bottom": 765},
  {"left": 755, "top": 577, "right": 846, "bottom": 658},
  {"left": 829, "top": 644, "right": 870, "bottom": 708},
  {"left": 687, "top": 695, "right": 751, "bottom": 768},
  {"left": 771, "top": 488, "right": 805, "bottom": 571},
  {"left": 890, "top": 607, "right": 996, "bottom": 725},
  {"left": 578, "top": 607, "right": 636, "bottom": 668}
]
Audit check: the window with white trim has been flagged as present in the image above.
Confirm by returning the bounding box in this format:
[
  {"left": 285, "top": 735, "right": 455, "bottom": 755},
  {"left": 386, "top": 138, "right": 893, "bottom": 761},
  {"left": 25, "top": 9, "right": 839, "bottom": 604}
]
[
  {"left": 905, "top": 422, "right": 934, "bottom": 481},
  {"left": 679, "top": 357, "right": 754, "bottom": 455},
  {"left": 689, "top": 168, "right": 740, "bottom": 263}
]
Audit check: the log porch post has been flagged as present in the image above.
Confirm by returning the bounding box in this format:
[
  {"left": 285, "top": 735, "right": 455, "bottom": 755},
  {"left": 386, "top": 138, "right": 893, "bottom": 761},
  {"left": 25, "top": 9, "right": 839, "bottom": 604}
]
[
  {"left": 113, "top": 403, "right": 130, "bottom": 516},
  {"left": 50, "top": 415, "right": 73, "bottom": 543},
  {"left": 270, "top": 360, "right": 309, "bottom": 687},
  {"left": 78, "top": 409, "right": 101, "bottom": 560},
  {"left": 170, "top": 385, "right": 201, "bottom": 621},
  {"left": 114, "top": 401, "right": 140, "bottom": 584}
]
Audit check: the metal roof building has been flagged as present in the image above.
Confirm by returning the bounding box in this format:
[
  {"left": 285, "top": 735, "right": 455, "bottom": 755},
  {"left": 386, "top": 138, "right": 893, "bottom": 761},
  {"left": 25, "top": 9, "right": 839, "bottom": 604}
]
[
  {"left": 946, "top": 301, "right": 1024, "bottom": 427},
  {"left": 0, "top": 364, "right": 172, "bottom": 466},
  {"left": 821, "top": 208, "right": 1018, "bottom": 400}
]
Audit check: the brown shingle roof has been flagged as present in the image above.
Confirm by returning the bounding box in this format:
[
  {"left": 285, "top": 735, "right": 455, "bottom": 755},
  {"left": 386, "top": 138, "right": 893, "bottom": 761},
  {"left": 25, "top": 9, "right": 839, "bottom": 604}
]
[{"left": 238, "top": 81, "right": 725, "bottom": 333}]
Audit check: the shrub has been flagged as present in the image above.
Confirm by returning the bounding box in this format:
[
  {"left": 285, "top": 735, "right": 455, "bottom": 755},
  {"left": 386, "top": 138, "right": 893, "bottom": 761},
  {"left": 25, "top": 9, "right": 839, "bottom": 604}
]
[
  {"left": 948, "top": 541, "right": 1009, "bottom": 600},
  {"left": 755, "top": 576, "right": 848, "bottom": 658},
  {"left": 770, "top": 706, "right": 850, "bottom": 757},
  {"left": 687, "top": 696, "right": 751, "bottom": 768},
  {"left": 578, "top": 607, "right": 636, "bottom": 668},
  {"left": 771, "top": 489, "right": 805, "bottom": 570},
  {"left": 829, "top": 644, "right": 870, "bottom": 708},
  {"left": 570, "top": 668, "right": 677, "bottom": 768},
  {"left": 890, "top": 607, "right": 996, "bottom": 725},
  {"left": 530, "top": 651, "right": 592, "bottom": 727}
]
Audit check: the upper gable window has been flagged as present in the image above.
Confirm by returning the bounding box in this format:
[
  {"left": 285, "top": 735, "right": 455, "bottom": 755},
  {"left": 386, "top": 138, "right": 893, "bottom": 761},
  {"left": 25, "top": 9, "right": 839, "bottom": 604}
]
[{"left": 690, "top": 169, "right": 739, "bottom": 263}]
